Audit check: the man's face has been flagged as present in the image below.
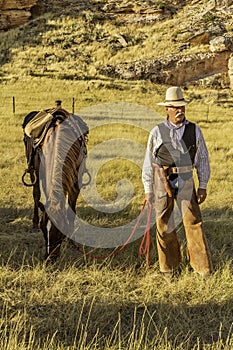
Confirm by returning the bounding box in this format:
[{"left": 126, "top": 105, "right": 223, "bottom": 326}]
[{"left": 166, "top": 105, "right": 185, "bottom": 125}]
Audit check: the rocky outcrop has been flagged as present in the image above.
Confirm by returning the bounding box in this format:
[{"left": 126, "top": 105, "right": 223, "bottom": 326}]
[
  {"left": 102, "top": 51, "right": 231, "bottom": 87},
  {"left": 228, "top": 55, "right": 233, "bottom": 90},
  {"left": 0, "top": 0, "right": 37, "bottom": 30},
  {"left": 209, "top": 36, "right": 233, "bottom": 52},
  {"left": 99, "top": 1, "right": 178, "bottom": 24},
  {"left": 0, "top": 0, "right": 36, "bottom": 10},
  {"left": 0, "top": 0, "right": 186, "bottom": 30}
]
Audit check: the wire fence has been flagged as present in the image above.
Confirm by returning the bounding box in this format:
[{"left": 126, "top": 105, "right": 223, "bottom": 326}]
[
  {"left": 0, "top": 96, "right": 77, "bottom": 116},
  {"left": 0, "top": 93, "right": 233, "bottom": 123}
]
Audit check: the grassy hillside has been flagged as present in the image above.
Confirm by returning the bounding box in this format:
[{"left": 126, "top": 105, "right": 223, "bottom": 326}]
[{"left": 1, "top": 0, "right": 233, "bottom": 83}]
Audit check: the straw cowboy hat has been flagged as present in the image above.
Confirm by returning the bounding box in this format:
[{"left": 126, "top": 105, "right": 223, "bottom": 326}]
[{"left": 157, "top": 86, "right": 190, "bottom": 107}]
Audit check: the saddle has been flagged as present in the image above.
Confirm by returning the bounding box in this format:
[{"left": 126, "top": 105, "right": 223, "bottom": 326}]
[
  {"left": 24, "top": 107, "right": 70, "bottom": 148},
  {"left": 22, "top": 108, "right": 70, "bottom": 185},
  {"left": 22, "top": 107, "right": 90, "bottom": 187}
]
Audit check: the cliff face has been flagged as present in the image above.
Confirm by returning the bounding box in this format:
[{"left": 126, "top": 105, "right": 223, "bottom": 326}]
[
  {"left": 0, "top": 0, "right": 38, "bottom": 30},
  {"left": 103, "top": 50, "right": 232, "bottom": 88}
]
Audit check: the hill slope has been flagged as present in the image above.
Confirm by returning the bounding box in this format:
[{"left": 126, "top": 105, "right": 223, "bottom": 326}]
[{"left": 0, "top": 0, "right": 233, "bottom": 90}]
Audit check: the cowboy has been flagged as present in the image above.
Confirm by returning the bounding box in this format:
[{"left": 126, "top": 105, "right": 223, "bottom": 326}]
[{"left": 142, "top": 86, "right": 213, "bottom": 279}]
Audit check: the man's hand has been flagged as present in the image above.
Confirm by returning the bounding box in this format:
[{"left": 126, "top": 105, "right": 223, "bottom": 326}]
[
  {"left": 197, "top": 188, "right": 207, "bottom": 204},
  {"left": 145, "top": 193, "right": 154, "bottom": 204}
]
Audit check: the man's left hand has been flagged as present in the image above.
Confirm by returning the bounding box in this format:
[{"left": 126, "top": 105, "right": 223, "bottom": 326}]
[{"left": 197, "top": 188, "right": 207, "bottom": 204}]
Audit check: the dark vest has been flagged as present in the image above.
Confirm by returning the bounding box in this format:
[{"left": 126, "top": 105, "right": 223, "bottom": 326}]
[{"left": 155, "top": 122, "right": 196, "bottom": 167}]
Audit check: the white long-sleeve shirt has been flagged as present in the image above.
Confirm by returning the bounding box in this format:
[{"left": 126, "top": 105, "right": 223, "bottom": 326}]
[{"left": 142, "top": 119, "right": 210, "bottom": 194}]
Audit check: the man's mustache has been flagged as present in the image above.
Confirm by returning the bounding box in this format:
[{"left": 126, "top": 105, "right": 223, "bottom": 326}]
[{"left": 175, "top": 112, "right": 185, "bottom": 118}]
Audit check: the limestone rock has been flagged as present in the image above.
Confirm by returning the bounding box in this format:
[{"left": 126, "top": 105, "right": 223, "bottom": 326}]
[
  {"left": 0, "top": 0, "right": 37, "bottom": 30},
  {"left": 116, "top": 35, "right": 128, "bottom": 48},
  {"left": 102, "top": 51, "right": 231, "bottom": 86},
  {"left": 0, "top": 10, "right": 32, "bottom": 30},
  {"left": 0, "top": 0, "right": 37, "bottom": 10},
  {"left": 188, "top": 24, "right": 226, "bottom": 45},
  {"left": 228, "top": 55, "right": 233, "bottom": 90},
  {"left": 209, "top": 36, "right": 233, "bottom": 52}
]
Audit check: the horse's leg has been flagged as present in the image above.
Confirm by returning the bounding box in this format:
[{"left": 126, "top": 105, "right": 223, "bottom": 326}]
[
  {"left": 47, "top": 224, "right": 65, "bottom": 259},
  {"left": 40, "top": 212, "right": 64, "bottom": 259},
  {"left": 68, "top": 184, "right": 80, "bottom": 214},
  {"left": 31, "top": 173, "right": 40, "bottom": 230},
  {"left": 40, "top": 211, "right": 48, "bottom": 253},
  {"left": 66, "top": 183, "right": 81, "bottom": 247},
  {"left": 24, "top": 137, "right": 39, "bottom": 231}
]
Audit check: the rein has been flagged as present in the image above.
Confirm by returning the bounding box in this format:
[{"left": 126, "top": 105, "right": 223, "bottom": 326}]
[
  {"left": 74, "top": 200, "right": 153, "bottom": 268},
  {"left": 139, "top": 201, "right": 152, "bottom": 268}
]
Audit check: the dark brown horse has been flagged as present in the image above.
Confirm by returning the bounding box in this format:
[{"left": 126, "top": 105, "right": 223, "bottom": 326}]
[{"left": 22, "top": 108, "right": 89, "bottom": 259}]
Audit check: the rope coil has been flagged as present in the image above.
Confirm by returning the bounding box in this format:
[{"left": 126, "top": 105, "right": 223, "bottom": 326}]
[{"left": 74, "top": 199, "right": 152, "bottom": 268}]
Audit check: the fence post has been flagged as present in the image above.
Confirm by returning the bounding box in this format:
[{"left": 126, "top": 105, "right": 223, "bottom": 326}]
[
  {"left": 12, "top": 96, "right": 15, "bottom": 114},
  {"left": 72, "top": 97, "right": 75, "bottom": 114}
]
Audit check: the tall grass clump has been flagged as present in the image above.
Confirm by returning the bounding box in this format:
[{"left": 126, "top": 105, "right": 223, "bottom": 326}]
[{"left": 0, "top": 254, "right": 232, "bottom": 349}]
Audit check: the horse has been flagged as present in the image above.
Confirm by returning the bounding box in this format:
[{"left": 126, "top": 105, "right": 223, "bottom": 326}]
[{"left": 22, "top": 108, "right": 89, "bottom": 259}]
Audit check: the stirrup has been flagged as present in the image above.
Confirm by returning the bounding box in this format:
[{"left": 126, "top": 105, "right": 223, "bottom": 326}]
[{"left": 22, "top": 168, "right": 37, "bottom": 187}]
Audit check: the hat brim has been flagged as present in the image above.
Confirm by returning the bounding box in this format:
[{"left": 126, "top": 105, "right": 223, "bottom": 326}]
[{"left": 157, "top": 99, "right": 190, "bottom": 107}]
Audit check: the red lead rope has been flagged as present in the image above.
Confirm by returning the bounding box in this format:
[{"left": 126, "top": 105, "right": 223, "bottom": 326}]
[
  {"left": 75, "top": 200, "right": 152, "bottom": 268},
  {"left": 139, "top": 201, "right": 152, "bottom": 268}
]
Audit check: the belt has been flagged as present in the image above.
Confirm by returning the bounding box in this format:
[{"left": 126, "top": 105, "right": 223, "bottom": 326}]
[{"left": 167, "top": 165, "right": 193, "bottom": 175}]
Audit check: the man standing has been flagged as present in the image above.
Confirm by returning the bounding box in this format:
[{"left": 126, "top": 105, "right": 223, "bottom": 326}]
[{"left": 142, "top": 86, "right": 213, "bottom": 278}]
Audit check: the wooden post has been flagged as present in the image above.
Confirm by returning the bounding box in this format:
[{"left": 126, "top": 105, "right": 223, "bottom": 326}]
[
  {"left": 206, "top": 104, "right": 209, "bottom": 121},
  {"left": 72, "top": 97, "right": 75, "bottom": 114},
  {"left": 12, "top": 96, "right": 15, "bottom": 114}
]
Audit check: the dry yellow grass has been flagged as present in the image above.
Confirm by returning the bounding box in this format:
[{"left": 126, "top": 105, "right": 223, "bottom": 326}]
[
  {"left": 0, "top": 0, "right": 233, "bottom": 348},
  {"left": 0, "top": 77, "right": 233, "bottom": 349}
]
